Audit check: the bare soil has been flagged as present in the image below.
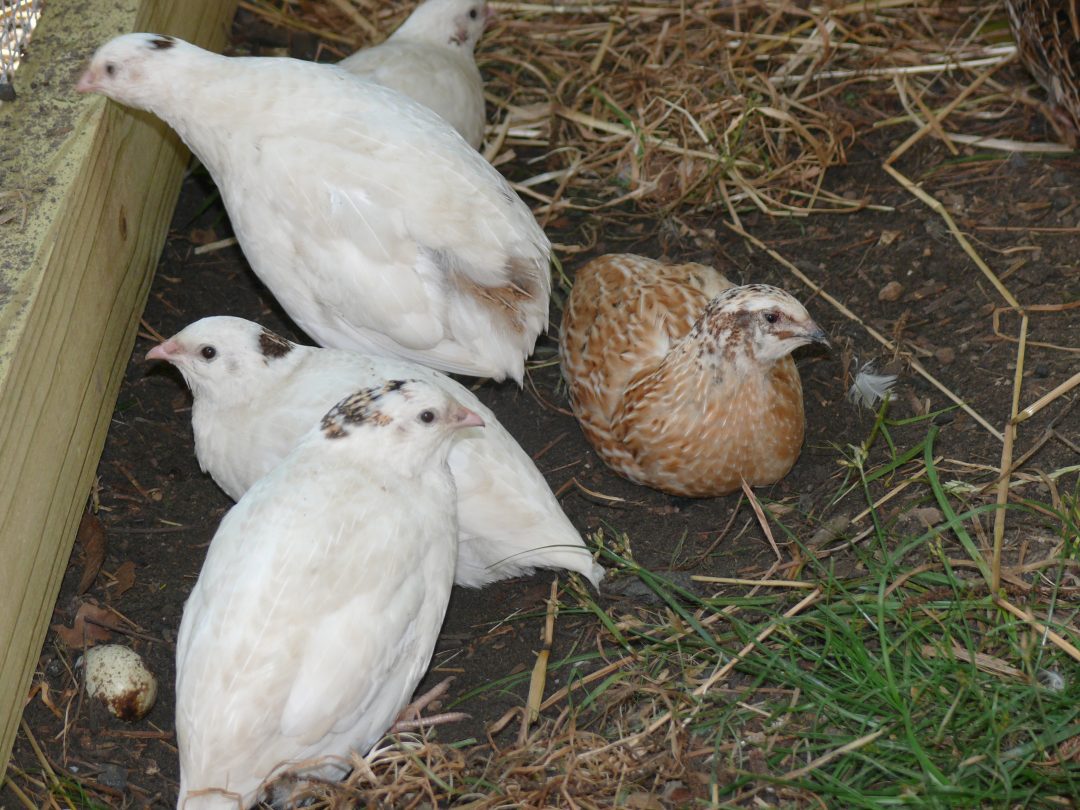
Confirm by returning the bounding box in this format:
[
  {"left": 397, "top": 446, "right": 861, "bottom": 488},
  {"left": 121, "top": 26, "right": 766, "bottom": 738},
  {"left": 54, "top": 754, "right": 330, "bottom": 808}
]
[{"left": 4, "top": 14, "right": 1079, "bottom": 810}]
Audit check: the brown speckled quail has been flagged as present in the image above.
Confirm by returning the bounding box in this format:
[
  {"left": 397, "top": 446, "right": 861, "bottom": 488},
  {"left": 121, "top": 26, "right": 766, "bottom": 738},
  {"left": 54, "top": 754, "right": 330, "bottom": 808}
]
[{"left": 559, "top": 254, "right": 829, "bottom": 498}]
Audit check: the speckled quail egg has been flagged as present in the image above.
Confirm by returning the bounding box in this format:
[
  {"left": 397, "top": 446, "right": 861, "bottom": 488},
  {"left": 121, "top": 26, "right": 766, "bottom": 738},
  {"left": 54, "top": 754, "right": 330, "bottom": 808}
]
[{"left": 83, "top": 644, "right": 157, "bottom": 721}]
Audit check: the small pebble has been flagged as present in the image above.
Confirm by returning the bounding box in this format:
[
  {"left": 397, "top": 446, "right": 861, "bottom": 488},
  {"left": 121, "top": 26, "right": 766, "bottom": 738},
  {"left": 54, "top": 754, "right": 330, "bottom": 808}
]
[
  {"left": 878, "top": 281, "right": 904, "bottom": 302},
  {"left": 935, "top": 347, "right": 955, "bottom": 365},
  {"left": 97, "top": 763, "right": 128, "bottom": 792}
]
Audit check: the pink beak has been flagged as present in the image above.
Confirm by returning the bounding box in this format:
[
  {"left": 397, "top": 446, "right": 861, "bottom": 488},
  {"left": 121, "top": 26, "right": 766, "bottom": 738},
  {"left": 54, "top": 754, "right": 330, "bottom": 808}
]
[
  {"left": 75, "top": 68, "right": 98, "bottom": 94},
  {"left": 146, "top": 338, "right": 181, "bottom": 363},
  {"left": 455, "top": 407, "right": 485, "bottom": 429}
]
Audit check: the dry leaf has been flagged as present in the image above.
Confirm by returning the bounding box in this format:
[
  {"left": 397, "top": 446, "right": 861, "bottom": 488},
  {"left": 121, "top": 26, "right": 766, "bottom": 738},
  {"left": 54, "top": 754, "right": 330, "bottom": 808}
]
[
  {"left": 52, "top": 602, "right": 116, "bottom": 649},
  {"left": 38, "top": 682, "right": 65, "bottom": 720},
  {"left": 75, "top": 511, "right": 107, "bottom": 594},
  {"left": 110, "top": 561, "right": 137, "bottom": 597}
]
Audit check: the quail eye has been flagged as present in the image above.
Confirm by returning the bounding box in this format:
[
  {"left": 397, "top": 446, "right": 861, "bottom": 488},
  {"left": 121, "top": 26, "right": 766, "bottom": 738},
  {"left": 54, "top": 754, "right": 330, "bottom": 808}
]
[
  {"left": 764, "top": 311, "right": 780, "bottom": 325},
  {"left": 418, "top": 409, "right": 436, "bottom": 424},
  {"left": 469, "top": 7, "right": 478, "bottom": 18},
  {"left": 105, "top": 62, "right": 116, "bottom": 77},
  {"left": 200, "top": 345, "right": 217, "bottom": 361}
]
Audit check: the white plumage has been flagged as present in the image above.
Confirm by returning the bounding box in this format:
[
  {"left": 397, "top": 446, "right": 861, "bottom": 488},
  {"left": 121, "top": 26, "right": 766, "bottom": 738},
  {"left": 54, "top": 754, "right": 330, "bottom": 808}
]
[
  {"left": 340, "top": 0, "right": 489, "bottom": 149},
  {"left": 175, "top": 379, "right": 480, "bottom": 808},
  {"left": 847, "top": 363, "right": 897, "bottom": 410},
  {"left": 77, "top": 33, "right": 550, "bottom": 383},
  {"left": 147, "top": 316, "right": 603, "bottom": 589}
]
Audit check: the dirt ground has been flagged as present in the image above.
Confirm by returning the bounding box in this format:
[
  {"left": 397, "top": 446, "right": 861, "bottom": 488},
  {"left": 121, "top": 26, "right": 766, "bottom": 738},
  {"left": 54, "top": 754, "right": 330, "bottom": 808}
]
[{"left": 5, "top": 10, "right": 1079, "bottom": 809}]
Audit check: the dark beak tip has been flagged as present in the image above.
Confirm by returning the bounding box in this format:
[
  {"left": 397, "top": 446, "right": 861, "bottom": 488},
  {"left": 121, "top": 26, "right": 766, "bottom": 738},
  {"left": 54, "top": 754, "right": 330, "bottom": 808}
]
[{"left": 809, "top": 326, "right": 831, "bottom": 347}]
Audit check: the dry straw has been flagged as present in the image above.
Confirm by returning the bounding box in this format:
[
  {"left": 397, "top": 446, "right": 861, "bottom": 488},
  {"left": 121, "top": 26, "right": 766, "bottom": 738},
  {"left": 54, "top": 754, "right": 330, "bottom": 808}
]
[{"left": 240, "top": 0, "right": 1029, "bottom": 223}]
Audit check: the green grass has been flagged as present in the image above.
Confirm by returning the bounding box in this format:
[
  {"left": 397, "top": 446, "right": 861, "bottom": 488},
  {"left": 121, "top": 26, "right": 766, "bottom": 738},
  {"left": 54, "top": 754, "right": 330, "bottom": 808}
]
[
  {"left": 452, "top": 412, "right": 1080, "bottom": 808},
  {"left": 1, "top": 766, "right": 114, "bottom": 810}
]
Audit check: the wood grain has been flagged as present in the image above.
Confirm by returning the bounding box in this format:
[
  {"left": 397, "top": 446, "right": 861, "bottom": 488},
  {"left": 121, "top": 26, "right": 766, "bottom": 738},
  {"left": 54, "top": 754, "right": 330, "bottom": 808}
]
[{"left": 0, "top": 0, "right": 237, "bottom": 776}]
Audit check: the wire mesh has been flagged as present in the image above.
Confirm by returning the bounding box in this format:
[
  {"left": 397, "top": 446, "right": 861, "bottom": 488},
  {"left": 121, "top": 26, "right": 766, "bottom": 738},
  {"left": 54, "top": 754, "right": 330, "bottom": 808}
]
[{"left": 1, "top": 0, "right": 44, "bottom": 97}]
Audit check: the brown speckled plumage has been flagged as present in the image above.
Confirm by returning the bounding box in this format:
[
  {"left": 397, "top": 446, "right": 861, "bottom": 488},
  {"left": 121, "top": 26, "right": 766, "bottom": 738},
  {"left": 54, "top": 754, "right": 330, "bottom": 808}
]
[
  {"left": 1007, "top": 0, "right": 1080, "bottom": 144},
  {"left": 559, "top": 254, "right": 827, "bottom": 498},
  {"left": 321, "top": 380, "right": 408, "bottom": 438},
  {"left": 258, "top": 328, "right": 294, "bottom": 359}
]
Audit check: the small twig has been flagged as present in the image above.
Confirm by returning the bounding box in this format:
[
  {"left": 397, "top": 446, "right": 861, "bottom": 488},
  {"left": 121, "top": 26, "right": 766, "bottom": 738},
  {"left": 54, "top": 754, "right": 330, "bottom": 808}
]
[
  {"left": 880, "top": 163, "right": 1020, "bottom": 312},
  {"left": 693, "top": 587, "right": 823, "bottom": 699},
  {"left": 992, "top": 314, "right": 1027, "bottom": 593},
  {"left": 690, "top": 575, "right": 816, "bottom": 588},
  {"left": 391, "top": 712, "right": 470, "bottom": 733},
  {"left": 524, "top": 579, "right": 559, "bottom": 732},
  {"left": 942, "top": 133, "right": 1072, "bottom": 154},
  {"left": 2, "top": 769, "right": 40, "bottom": 810},
  {"left": 848, "top": 460, "right": 931, "bottom": 526},
  {"left": 589, "top": 20, "right": 615, "bottom": 75},
  {"left": 139, "top": 318, "right": 167, "bottom": 343},
  {"left": 570, "top": 478, "right": 629, "bottom": 504},
  {"left": 102, "top": 729, "right": 175, "bottom": 740},
  {"left": 531, "top": 432, "right": 567, "bottom": 462},
  {"left": 781, "top": 728, "right": 887, "bottom": 780},
  {"left": 894, "top": 74, "right": 957, "bottom": 157},
  {"left": 1013, "top": 370, "right": 1080, "bottom": 425},
  {"left": 885, "top": 59, "right": 1004, "bottom": 166},
  {"left": 740, "top": 479, "right": 781, "bottom": 564},
  {"left": 995, "top": 597, "right": 1080, "bottom": 663},
  {"left": 922, "top": 643, "right": 1025, "bottom": 680},
  {"left": 324, "top": 0, "right": 380, "bottom": 39},
  {"left": 539, "top": 602, "right": 731, "bottom": 712},
  {"left": 18, "top": 720, "right": 76, "bottom": 810},
  {"left": 192, "top": 236, "right": 238, "bottom": 255},
  {"left": 111, "top": 462, "right": 160, "bottom": 502}
]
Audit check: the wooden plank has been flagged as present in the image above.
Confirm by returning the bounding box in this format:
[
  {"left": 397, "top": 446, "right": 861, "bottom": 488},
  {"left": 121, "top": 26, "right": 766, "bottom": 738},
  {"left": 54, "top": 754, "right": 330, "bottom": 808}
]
[{"left": 0, "top": 0, "right": 237, "bottom": 776}]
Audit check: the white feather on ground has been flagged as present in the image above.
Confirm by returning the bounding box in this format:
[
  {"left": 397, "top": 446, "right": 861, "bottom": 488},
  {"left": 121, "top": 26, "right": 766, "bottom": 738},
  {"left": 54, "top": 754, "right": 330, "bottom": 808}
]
[
  {"left": 147, "top": 316, "right": 603, "bottom": 589},
  {"left": 175, "top": 379, "right": 480, "bottom": 809},
  {"left": 847, "top": 363, "right": 897, "bottom": 409},
  {"left": 77, "top": 33, "right": 550, "bottom": 384},
  {"left": 340, "top": 0, "right": 489, "bottom": 149}
]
